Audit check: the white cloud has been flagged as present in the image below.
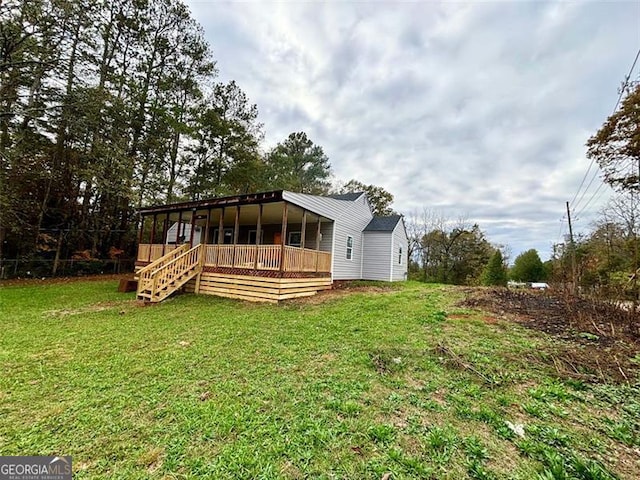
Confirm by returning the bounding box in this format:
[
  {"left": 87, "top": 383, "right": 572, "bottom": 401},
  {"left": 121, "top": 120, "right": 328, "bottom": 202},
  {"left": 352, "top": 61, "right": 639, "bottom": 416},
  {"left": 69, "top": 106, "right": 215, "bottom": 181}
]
[{"left": 186, "top": 0, "right": 639, "bottom": 260}]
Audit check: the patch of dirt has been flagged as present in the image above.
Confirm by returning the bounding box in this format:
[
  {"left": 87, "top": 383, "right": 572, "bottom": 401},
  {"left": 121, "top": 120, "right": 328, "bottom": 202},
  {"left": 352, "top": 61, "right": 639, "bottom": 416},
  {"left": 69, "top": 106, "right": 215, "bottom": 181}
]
[
  {"left": 286, "top": 288, "right": 351, "bottom": 305},
  {"left": 448, "top": 313, "right": 472, "bottom": 320},
  {"left": 41, "top": 300, "right": 130, "bottom": 318},
  {"left": 287, "top": 281, "right": 398, "bottom": 306},
  {"left": 458, "top": 288, "right": 640, "bottom": 383},
  {"left": 332, "top": 280, "right": 399, "bottom": 292}
]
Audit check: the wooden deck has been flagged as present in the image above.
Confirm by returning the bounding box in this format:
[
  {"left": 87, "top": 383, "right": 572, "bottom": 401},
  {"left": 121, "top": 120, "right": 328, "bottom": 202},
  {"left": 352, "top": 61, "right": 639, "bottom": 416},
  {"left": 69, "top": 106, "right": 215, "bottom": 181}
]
[
  {"left": 135, "top": 243, "right": 332, "bottom": 303},
  {"left": 185, "top": 273, "right": 332, "bottom": 303}
]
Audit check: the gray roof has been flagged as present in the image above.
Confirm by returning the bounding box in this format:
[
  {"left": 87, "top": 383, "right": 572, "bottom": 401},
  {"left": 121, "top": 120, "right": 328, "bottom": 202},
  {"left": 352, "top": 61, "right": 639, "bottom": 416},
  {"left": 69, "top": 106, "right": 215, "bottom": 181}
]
[
  {"left": 364, "top": 215, "right": 402, "bottom": 232},
  {"left": 327, "top": 192, "right": 365, "bottom": 201}
]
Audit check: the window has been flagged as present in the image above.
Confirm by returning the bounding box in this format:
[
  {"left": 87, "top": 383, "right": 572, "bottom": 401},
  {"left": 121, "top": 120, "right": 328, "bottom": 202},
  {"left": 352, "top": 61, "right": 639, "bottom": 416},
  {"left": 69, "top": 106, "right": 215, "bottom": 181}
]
[
  {"left": 288, "top": 231, "right": 302, "bottom": 247},
  {"left": 399, "top": 246, "right": 403, "bottom": 264},
  {"left": 346, "top": 236, "right": 353, "bottom": 260},
  {"left": 213, "top": 228, "right": 234, "bottom": 244},
  {"left": 248, "top": 230, "right": 264, "bottom": 245}
]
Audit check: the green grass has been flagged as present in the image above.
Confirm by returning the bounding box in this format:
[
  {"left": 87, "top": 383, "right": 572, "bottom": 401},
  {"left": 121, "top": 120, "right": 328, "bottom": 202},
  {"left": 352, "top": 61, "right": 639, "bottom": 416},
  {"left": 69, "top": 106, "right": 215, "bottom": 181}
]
[{"left": 1, "top": 280, "right": 638, "bottom": 479}]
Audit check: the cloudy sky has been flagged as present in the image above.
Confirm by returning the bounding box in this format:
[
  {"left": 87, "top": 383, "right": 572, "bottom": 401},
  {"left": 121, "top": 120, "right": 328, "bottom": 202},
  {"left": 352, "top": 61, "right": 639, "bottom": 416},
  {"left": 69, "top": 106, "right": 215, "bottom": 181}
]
[{"left": 187, "top": 0, "right": 639, "bottom": 260}]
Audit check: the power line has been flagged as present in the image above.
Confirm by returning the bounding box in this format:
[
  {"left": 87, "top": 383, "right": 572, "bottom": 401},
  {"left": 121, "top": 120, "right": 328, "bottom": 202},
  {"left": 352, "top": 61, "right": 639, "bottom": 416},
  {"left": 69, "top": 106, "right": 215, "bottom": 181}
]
[
  {"left": 572, "top": 167, "right": 600, "bottom": 213},
  {"left": 574, "top": 181, "right": 607, "bottom": 220},
  {"left": 569, "top": 47, "right": 640, "bottom": 208},
  {"left": 556, "top": 215, "right": 567, "bottom": 245},
  {"left": 613, "top": 47, "right": 640, "bottom": 112}
]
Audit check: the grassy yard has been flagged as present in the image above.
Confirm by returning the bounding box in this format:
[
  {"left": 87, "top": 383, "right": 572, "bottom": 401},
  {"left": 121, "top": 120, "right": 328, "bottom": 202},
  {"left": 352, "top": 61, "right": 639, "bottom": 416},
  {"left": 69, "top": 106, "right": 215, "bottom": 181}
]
[{"left": 1, "top": 279, "right": 638, "bottom": 479}]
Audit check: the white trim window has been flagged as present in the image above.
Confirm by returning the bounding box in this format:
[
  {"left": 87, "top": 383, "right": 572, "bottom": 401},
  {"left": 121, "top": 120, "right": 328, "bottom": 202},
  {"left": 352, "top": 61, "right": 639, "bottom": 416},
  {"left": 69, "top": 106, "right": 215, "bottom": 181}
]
[
  {"left": 346, "top": 235, "right": 353, "bottom": 260},
  {"left": 399, "top": 246, "right": 403, "bottom": 264}
]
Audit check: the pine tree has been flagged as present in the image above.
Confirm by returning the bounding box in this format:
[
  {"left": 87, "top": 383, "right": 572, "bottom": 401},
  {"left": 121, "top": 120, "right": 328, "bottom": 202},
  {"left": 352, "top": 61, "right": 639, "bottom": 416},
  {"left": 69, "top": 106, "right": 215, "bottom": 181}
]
[
  {"left": 482, "top": 250, "right": 508, "bottom": 286},
  {"left": 265, "top": 132, "right": 332, "bottom": 194}
]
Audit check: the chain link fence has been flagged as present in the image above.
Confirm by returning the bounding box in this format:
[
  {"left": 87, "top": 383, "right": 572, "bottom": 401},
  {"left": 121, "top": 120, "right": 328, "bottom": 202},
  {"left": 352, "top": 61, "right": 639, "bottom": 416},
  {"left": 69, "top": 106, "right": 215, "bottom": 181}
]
[{"left": 0, "top": 258, "right": 136, "bottom": 279}]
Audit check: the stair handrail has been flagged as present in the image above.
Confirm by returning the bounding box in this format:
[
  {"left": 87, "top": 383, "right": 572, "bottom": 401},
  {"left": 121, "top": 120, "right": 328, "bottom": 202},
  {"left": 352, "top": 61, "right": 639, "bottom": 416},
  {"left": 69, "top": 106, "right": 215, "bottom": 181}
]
[
  {"left": 149, "top": 244, "right": 201, "bottom": 278},
  {"left": 137, "top": 244, "right": 190, "bottom": 299},
  {"left": 138, "top": 244, "right": 189, "bottom": 276},
  {"left": 145, "top": 244, "right": 202, "bottom": 301}
]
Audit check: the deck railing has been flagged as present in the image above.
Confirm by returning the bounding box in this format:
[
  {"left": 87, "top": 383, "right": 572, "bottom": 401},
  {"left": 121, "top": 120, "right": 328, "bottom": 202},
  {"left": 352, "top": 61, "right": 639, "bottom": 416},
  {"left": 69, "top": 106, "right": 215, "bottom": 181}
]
[
  {"left": 202, "top": 244, "right": 281, "bottom": 270},
  {"left": 137, "top": 243, "right": 331, "bottom": 273},
  {"left": 206, "top": 244, "right": 330, "bottom": 272},
  {"left": 137, "top": 244, "right": 179, "bottom": 263},
  {"left": 283, "top": 246, "right": 331, "bottom": 272}
]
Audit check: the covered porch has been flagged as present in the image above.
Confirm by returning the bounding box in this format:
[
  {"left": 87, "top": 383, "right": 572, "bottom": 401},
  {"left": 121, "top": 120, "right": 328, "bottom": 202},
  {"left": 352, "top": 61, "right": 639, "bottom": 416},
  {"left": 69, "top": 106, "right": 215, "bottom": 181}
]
[{"left": 134, "top": 191, "right": 334, "bottom": 302}]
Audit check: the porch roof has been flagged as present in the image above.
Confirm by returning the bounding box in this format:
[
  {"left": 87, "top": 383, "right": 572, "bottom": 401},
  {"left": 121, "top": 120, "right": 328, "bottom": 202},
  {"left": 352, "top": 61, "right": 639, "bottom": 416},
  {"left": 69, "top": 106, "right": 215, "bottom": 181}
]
[
  {"left": 138, "top": 189, "right": 368, "bottom": 223},
  {"left": 138, "top": 190, "right": 284, "bottom": 216}
]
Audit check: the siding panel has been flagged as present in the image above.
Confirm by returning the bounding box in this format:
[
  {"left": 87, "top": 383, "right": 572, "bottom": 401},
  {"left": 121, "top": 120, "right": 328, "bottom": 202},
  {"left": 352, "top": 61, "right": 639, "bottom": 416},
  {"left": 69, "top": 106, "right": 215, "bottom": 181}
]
[
  {"left": 331, "top": 195, "right": 373, "bottom": 280},
  {"left": 362, "top": 232, "right": 392, "bottom": 281},
  {"left": 391, "top": 221, "right": 409, "bottom": 281}
]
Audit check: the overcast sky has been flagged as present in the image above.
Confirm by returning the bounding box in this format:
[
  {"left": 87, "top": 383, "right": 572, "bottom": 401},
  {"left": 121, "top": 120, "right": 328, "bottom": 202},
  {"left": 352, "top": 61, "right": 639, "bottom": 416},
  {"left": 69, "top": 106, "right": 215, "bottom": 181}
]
[{"left": 187, "top": 0, "right": 639, "bottom": 260}]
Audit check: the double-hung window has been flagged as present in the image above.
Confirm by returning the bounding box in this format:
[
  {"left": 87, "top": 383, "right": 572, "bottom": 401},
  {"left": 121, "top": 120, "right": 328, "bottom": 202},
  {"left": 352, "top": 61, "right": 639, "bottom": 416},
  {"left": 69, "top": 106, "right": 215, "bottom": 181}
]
[{"left": 346, "top": 236, "right": 353, "bottom": 260}]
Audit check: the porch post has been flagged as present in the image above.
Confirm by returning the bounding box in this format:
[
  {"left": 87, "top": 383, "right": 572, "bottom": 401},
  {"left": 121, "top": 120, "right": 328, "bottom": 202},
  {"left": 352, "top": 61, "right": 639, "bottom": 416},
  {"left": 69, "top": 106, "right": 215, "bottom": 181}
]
[
  {"left": 189, "top": 208, "right": 196, "bottom": 246},
  {"left": 138, "top": 215, "right": 145, "bottom": 262},
  {"left": 201, "top": 209, "right": 211, "bottom": 269},
  {"left": 232, "top": 205, "right": 240, "bottom": 266},
  {"left": 315, "top": 218, "right": 322, "bottom": 272},
  {"left": 150, "top": 214, "right": 157, "bottom": 245},
  {"left": 254, "top": 204, "right": 262, "bottom": 270},
  {"left": 177, "top": 210, "right": 183, "bottom": 244},
  {"left": 138, "top": 215, "right": 145, "bottom": 244},
  {"left": 279, "top": 202, "right": 288, "bottom": 272},
  {"left": 161, "top": 215, "right": 169, "bottom": 255},
  {"left": 203, "top": 209, "right": 211, "bottom": 244},
  {"left": 300, "top": 210, "right": 307, "bottom": 250},
  {"left": 217, "top": 207, "right": 224, "bottom": 268}
]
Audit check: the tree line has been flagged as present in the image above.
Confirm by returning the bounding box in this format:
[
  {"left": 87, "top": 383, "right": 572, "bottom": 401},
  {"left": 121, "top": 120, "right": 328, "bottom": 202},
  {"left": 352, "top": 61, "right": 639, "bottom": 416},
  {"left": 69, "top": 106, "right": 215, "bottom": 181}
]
[
  {"left": 550, "top": 191, "right": 639, "bottom": 302},
  {"left": 10, "top": 0, "right": 630, "bottom": 292},
  {"left": 0, "top": 0, "right": 521, "bottom": 283},
  {"left": 404, "top": 209, "right": 551, "bottom": 287},
  {"left": 0, "top": 0, "right": 353, "bottom": 270},
  {"left": 550, "top": 83, "right": 639, "bottom": 305}
]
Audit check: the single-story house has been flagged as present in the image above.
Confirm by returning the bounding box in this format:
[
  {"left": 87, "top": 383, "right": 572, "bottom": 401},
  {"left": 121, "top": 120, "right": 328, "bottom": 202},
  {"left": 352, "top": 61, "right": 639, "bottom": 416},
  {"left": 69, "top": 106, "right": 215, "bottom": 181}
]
[{"left": 135, "top": 190, "right": 408, "bottom": 303}]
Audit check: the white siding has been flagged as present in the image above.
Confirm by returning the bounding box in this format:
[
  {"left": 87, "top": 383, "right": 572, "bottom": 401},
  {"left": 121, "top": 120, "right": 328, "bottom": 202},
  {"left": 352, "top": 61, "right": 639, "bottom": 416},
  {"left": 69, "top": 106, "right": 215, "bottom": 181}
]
[
  {"left": 331, "top": 195, "right": 373, "bottom": 279},
  {"left": 282, "top": 191, "right": 364, "bottom": 220},
  {"left": 391, "top": 220, "right": 409, "bottom": 281},
  {"left": 362, "top": 232, "right": 392, "bottom": 281},
  {"left": 282, "top": 191, "right": 373, "bottom": 280},
  {"left": 319, "top": 221, "right": 333, "bottom": 253}
]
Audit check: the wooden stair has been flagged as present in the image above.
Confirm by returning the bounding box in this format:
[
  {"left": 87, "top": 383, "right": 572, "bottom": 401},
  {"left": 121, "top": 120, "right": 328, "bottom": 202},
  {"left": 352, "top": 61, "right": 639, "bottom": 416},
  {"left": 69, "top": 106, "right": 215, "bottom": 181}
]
[{"left": 137, "top": 244, "right": 202, "bottom": 302}]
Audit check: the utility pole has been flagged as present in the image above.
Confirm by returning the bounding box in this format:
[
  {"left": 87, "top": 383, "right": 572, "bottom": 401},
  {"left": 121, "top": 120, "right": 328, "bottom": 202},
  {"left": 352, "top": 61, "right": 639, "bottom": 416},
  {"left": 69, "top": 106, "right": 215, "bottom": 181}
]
[
  {"left": 566, "top": 201, "right": 577, "bottom": 295},
  {"left": 634, "top": 160, "right": 640, "bottom": 313}
]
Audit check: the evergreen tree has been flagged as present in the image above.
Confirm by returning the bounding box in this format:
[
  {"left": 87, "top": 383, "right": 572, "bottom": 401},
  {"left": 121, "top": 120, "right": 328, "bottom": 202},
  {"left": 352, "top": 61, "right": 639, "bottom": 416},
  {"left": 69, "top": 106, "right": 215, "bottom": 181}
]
[
  {"left": 265, "top": 132, "right": 332, "bottom": 194},
  {"left": 482, "top": 250, "right": 507, "bottom": 286}
]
